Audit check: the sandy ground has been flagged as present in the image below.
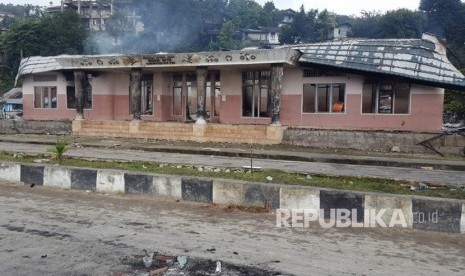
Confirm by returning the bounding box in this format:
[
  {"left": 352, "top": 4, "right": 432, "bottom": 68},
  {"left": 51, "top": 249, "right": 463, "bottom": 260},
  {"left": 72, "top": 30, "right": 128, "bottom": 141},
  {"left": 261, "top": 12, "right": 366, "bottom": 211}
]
[{"left": 0, "top": 181, "right": 464, "bottom": 276}]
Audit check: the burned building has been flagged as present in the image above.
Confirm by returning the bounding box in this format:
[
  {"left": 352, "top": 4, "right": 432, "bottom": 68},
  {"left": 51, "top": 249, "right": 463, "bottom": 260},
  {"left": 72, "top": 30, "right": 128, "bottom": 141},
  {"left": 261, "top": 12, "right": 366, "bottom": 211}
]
[{"left": 15, "top": 34, "right": 465, "bottom": 144}]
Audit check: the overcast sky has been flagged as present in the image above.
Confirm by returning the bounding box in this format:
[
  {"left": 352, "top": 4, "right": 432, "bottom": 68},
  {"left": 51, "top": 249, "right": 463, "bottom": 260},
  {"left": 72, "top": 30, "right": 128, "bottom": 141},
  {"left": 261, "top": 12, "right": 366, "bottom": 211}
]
[{"left": 2, "top": 0, "right": 421, "bottom": 16}]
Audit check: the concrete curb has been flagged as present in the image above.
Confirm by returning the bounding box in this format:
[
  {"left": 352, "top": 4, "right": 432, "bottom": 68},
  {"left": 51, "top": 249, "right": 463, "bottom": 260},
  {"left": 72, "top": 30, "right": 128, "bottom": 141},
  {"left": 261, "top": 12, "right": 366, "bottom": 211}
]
[
  {"left": 1, "top": 161, "right": 464, "bottom": 234},
  {"left": 1, "top": 137, "right": 464, "bottom": 171}
]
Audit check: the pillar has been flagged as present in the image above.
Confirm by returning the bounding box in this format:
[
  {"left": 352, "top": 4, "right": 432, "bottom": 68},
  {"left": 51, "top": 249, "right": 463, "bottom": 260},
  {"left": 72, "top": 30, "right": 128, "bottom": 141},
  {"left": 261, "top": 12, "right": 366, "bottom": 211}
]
[
  {"left": 270, "top": 64, "right": 283, "bottom": 125},
  {"left": 130, "top": 69, "right": 142, "bottom": 121},
  {"left": 196, "top": 67, "right": 208, "bottom": 124},
  {"left": 73, "top": 70, "right": 86, "bottom": 120}
]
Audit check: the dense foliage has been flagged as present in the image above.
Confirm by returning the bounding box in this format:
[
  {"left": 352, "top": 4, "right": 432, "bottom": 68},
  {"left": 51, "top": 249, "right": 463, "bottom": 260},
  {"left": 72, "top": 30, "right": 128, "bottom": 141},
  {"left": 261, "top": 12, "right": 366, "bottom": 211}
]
[{"left": 0, "top": 10, "right": 87, "bottom": 92}]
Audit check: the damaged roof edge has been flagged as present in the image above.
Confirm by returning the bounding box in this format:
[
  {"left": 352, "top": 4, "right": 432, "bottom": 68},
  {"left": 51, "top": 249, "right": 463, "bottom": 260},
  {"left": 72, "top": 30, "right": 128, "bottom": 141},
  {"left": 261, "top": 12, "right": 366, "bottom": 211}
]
[
  {"left": 301, "top": 61, "right": 465, "bottom": 91},
  {"left": 293, "top": 33, "right": 465, "bottom": 91},
  {"left": 15, "top": 48, "right": 300, "bottom": 83}
]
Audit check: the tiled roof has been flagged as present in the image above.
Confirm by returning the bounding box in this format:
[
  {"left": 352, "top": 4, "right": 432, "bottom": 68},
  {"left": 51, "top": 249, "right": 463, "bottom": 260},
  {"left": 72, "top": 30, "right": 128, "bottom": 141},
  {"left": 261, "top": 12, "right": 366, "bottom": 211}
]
[{"left": 293, "top": 34, "right": 465, "bottom": 90}]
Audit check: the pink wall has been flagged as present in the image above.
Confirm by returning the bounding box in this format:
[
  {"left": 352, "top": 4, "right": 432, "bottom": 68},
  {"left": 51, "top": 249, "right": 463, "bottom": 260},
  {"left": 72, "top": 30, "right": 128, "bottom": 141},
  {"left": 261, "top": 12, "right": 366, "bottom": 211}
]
[
  {"left": 21, "top": 67, "right": 445, "bottom": 132},
  {"left": 280, "top": 94, "right": 443, "bottom": 132},
  {"left": 23, "top": 94, "right": 76, "bottom": 121}
]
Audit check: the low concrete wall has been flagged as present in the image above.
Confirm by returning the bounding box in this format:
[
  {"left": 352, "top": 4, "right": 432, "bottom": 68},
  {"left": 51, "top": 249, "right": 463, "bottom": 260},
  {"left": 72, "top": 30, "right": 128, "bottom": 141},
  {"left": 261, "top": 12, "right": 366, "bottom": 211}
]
[
  {"left": 73, "top": 120, "right": 284, "bottom": 144},
  {"left": 0, "top": 120, "right": 72, "bottom": 135},
  {"left": 283, "top": 128, "right": 465, "bottom": 155},
  {"left": 2, "top": 161, "right": 464, "bottom": 234}
]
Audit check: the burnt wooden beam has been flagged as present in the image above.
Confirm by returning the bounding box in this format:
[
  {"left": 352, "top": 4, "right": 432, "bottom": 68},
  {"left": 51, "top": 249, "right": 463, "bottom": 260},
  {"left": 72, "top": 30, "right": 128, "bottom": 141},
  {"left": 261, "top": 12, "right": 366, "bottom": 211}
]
[
  {"left": 73, "top": 70, "right": 86, "bottom": 120},
  {"left": 130, "top": 69, "right": 142, "bottom": 121},
  {"left": 270, "top": 64, "right": 283, "bottom": 125},
  {"left": 196, "top": 67, "right": 208, "bottom": 124}
]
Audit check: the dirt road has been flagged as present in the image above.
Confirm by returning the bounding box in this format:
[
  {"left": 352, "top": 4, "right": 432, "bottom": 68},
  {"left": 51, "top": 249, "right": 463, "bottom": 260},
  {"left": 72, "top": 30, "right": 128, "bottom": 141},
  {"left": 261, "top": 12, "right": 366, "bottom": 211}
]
[
  {"left": 1, "top": 181, "right": 464, "bottom": 275},
  {"left": 0, "top": 141, "right": 464, "bottom": 185}
]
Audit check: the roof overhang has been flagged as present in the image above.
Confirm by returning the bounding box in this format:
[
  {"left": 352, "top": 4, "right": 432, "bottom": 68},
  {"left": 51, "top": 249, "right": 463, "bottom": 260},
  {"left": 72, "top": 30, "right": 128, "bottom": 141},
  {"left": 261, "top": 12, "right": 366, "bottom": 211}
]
[
  {"left": 16, "top": 48, "right": 301, "bottom": 83},
  {"left": 300, "top": 61, "right": 465, "bottom": 91}
]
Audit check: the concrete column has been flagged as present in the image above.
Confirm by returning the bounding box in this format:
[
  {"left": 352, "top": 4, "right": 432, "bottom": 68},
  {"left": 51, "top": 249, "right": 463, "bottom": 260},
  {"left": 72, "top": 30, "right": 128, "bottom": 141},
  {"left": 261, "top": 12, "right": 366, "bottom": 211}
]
[
  {"left": 270, "top": 64, "right": 283, "bottom": 125},
  {"left": 74, "top": 70, "right": 86, "bottom": 120},
  {"left": 130, "top": 69, "right": 142, "bottom": 121},
  {"left": 196, "top": 67, "right": 208, "bottom": 124}
]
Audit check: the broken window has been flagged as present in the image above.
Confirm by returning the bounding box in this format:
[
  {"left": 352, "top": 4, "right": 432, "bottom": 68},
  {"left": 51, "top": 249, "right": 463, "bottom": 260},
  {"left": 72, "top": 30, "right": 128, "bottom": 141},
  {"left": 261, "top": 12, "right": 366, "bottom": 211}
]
[
  {"left": 34, "top": 86, "right": 57, "bottom": 109},
  {"left": 66, "top": 86, "right": 76, "bottom": 109},
  {"left": 302, "top": 83, "right": 346, "bottom": 113},
  {"left": 207, "top": 72, "right": 221, "bottom": 117},
  {"left": 65, "top": 77, "right": 92, "bottom": 109},
  {"left": 141, "top": 74, "right": 153, "bottom": 115},
  {"left": 362, "top": 82, "right": 410, "bottom": 114},
  {"left": 242, "top": 71, "right": 270, "bottom": 118},
  {"left": 172, "top": 72, "right": 220, "bottom": 119},
  {"left": 186, "top": 74, "right": 197, "bottom": 118},
  {"left": 172, "top": 74, "right": 183, "bottom": 115}
]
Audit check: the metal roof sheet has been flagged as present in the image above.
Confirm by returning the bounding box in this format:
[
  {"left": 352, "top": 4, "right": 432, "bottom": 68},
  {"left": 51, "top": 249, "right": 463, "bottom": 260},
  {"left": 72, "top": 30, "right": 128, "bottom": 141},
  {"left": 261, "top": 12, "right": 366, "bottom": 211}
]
[
  {"left": 293, "top": 34, "right": 465, "bottom": 90},
  {"left": 15, "top": 34, "right": 465, "bottom": 90}
]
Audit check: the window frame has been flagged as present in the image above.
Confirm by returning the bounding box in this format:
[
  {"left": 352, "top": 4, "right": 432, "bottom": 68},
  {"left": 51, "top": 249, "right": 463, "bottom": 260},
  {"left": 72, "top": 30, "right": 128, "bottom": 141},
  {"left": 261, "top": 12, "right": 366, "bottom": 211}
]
[
  {"left": 34, "top": 86, "right": 58, "bottom": 109},
  {"left": 301, "top": 83, "right": 347, "bottom": 114},
  {"left": 241, "top": 70, "right": 271, "bottom": 118},
  {"left": 362, "top": 82, "right": 411, "bottom": 115}
]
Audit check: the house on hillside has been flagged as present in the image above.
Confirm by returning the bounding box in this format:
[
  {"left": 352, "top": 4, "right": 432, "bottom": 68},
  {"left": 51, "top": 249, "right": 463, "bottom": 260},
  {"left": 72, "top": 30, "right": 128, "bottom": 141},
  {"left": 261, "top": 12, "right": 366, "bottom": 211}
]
[
  {"left": 240, "top": 27, "right": 281, "bottom": 46},
  {"left": 0, "top": 88, "right": 23, "bottom": 119},
  {"left": 46, "top": 0, "right": 142, "bottom": 33},
  {"left": 15, "top": 33, "right": 465, "bottom": 144},
  {"left": 281, "top": 9, "right": 296, "bottom": 25},
  {"left": 328, "top": 23, "right": 352, "bottom": 40}
]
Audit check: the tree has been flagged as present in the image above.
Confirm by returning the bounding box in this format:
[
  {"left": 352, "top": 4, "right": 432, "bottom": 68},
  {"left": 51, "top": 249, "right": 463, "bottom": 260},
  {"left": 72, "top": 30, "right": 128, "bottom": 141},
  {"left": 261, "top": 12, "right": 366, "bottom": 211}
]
[
  {"left": 380, "top": 9, "right": 426, "bottom": 38},
  {"left": 316, "top": 10, "right": 336, "bottom": 41},
  {"left": 259, "top": 1, "right": 280, "bottom": 27},
  {"left": 0, "top": 11, "right": 87, "bottom": 91},
  {"left": 351, "top": 11, "right": 384, "bottom": 38},
  {"left": 226, "top": 0, "right": 262, "bottom": 29},
  {"left": 218, "top": 21, "right": 237, "bottom": 50}
]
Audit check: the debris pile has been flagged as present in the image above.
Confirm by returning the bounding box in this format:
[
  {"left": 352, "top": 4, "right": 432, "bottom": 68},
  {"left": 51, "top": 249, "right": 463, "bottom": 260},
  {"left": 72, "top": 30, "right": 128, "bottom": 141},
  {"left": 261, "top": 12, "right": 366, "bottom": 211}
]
[
  {"left": 117, "top": 250, "right": 284, "bottom": 276},
  {"left": 401, "top": 181, "right": 465, "bottom": 192}
]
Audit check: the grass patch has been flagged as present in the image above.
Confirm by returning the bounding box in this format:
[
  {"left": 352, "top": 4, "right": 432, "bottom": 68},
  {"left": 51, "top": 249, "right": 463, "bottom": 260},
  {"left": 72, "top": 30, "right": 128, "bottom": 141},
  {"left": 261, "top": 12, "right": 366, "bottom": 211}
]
[{"left": 1, "top": 151, "right": 465, "bottom": 200}]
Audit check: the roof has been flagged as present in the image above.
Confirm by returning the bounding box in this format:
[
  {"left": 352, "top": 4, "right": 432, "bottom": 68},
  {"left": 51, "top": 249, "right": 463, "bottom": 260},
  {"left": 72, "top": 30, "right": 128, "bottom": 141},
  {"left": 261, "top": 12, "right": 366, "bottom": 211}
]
[
  {"left": 2, "top": 88, "right": 22, "bottom": 99},
  {"left": 15, "top": 34, "right": 465, "bottom": 90},
  {"left": 4, "top": 98, "right": 22, "bottom": 105},
  {"left": 15, "top": 56, "right": 63, "bottom": 83},
  {"left": 293, "top": 33, "right": 465, "bottom": 90},
  {"left": 15, "top": 48, "right": 301, "bottom": 84}
]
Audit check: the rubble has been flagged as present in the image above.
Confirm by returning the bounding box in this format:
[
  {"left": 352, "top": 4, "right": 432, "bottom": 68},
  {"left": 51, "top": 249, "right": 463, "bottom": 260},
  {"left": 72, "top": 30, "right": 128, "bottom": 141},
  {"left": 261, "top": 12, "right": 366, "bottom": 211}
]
[
  {"left": 117, "top": 251, "right": 284, "bottom": 276},
  {"left": 116, "top": 252, "right": 284, "bottom": 276}
]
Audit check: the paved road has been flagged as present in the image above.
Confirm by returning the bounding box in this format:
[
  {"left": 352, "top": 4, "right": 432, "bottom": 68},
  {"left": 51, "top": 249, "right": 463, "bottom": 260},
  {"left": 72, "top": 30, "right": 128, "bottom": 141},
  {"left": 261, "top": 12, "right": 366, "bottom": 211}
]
[
  {"left": 0, "top": 141, "right": 464, "bottom": 185},
  {"left": 1, "top": 182, "right": 464, "bottom": 276}
]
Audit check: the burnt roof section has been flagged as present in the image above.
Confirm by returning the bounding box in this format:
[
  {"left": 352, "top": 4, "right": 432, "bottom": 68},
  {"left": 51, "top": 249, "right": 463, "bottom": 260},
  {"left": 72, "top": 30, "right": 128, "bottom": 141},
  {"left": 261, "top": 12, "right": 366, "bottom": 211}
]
[{"left": 294, "top": 33, "right": 465, "bottom": 90}]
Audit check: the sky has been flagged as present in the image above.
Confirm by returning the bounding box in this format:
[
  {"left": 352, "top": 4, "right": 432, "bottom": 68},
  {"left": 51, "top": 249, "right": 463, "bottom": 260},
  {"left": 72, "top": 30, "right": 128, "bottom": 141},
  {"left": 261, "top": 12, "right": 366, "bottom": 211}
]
[
  {"left": 1, "top": 0, "right": 421, "bottom": 16},
  {"left": 255, "top": 0, "right": 421, "bottom": 15}
]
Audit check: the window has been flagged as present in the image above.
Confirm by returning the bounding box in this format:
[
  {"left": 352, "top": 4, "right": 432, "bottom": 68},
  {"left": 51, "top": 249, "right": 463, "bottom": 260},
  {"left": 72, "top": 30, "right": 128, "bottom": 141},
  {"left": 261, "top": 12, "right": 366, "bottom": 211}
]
[
  {"left": 172, "top": 74, "right": 183, "bottom": 115},
  {"left": 34, "top": 87, "right": 57, "bottom": 109},
  {"left": 141, "top": 74, "right": 153, "bottom": 115},
  {"left": 207, "top": 72, "right": 221, "bottom": 117},
  {"left": 66, "top": 83, "right": 92, "bottom": 109},
  {"left": 242, "top": 71, "right": 270, "bottom": 118},
  {"left": 362, "top": 82, "right": 410, "bottom": 114},
  {"left": 302, "top": 83, "right": 346, "bottom": 113},
  {"left": 66, "top": 86, "right": 76, "bottom": 108}
]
